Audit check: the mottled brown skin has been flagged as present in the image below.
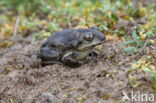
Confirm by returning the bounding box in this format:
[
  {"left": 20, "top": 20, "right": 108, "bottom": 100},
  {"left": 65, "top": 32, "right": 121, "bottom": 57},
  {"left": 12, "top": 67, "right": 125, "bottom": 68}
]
[{"left": 37, "top": 27, "right": 105, "bottom": 67}]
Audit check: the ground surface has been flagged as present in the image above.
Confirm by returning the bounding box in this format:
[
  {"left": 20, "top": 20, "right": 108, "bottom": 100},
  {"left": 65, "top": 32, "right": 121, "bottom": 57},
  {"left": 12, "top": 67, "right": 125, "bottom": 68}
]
[{"left": 0, "top": 34, "right": 155, "bottom": 103}]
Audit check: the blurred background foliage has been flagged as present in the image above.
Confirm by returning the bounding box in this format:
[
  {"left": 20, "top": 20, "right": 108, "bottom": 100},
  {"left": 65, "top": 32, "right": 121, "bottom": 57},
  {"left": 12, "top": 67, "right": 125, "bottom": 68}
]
[
  {"left": 0, "top": 0, "right": 155, "bottom": 35},
  {"left": 0, "top": 0, "right": 156, "bottom": 85},
  {"left": 0, "top": 0, "right": 156, "bottom": 53},
  {"left": 0, "top": 0, "right": 155, "bottom": 36}
]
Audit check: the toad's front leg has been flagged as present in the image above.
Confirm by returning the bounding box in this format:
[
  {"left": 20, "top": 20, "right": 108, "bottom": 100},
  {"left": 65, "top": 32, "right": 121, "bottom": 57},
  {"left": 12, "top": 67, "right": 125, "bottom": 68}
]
[{"left": 61, "top": 51, "right": 94, "bottom": 67}]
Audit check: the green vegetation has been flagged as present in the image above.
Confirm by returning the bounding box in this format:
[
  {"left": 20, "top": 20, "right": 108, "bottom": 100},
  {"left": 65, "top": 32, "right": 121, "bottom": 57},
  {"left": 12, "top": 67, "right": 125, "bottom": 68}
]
[
  {"left": 1, "top": 0, "right": 155, "bottom": 36},
  {"left": 128, "top": 55, "right": 156, "bottom": 91}
]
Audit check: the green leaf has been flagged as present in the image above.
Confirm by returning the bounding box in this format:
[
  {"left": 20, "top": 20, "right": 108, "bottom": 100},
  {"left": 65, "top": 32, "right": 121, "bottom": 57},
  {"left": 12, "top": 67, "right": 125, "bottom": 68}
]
[
  {"left": 131, "top": 8, "right": 139, "bottom": 17},
  {"left": 151, "top": 72, "right": 156, "bottom": 82},
  {"left": 144, "top": 31, "right": 153, "bottom": 37},
  {"left": 124, "top": 36, "right": 130, "bottom": 40},
  {"left": 132, "top": 30, "right": 138, "bottom": 39},
  {"left": 90, "top": 0, "right": 96, "bottom": 3},
  {"left": 111, "top": 13, "right": 119, "bottom": 21},
  {"left": 152, "top": 28, "right": 156, "bottom": 34},
  {"left": 34, "top": 33, "right": 43, "bottom": 38},
  {"left": 100, "top": 26, "right": 108, "bottom": 31},
  {"left": 123, "top": 47, "right": 137, "bottom": 53},
  {"left": 135, "top": 40, "right": 144, "bottom": 48},
  {"left": 31, "top": 37, "right": 36, "bottom": 42},
  {"left": 123, "top": 40, "right": 134, "bottom": 45},
  {"left": 143, "top": 67, "right": 151, "bottom": 73}
]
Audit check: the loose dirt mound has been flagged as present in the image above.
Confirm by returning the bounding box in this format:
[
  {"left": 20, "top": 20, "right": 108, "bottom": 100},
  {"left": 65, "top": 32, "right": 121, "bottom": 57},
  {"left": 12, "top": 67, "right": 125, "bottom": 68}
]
[{"left": 0, "top": 35, "right": 155, "bottom": 103}]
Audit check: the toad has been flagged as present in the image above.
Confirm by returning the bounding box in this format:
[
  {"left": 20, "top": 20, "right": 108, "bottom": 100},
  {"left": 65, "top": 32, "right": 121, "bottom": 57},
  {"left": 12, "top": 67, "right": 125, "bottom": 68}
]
[{"left": 37, "top": 27, "right": 105, "bottom": 67}]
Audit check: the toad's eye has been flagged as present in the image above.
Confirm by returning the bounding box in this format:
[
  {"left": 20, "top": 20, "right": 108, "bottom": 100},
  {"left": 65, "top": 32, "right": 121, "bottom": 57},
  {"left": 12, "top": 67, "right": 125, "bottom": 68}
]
[{"left": 84, "top": 34, "right": 94, "bottom": 41}]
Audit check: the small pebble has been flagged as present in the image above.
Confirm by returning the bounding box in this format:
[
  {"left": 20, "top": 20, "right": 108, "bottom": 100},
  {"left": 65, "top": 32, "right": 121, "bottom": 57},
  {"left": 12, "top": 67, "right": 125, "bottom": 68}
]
[{"left": 36, "top": 92, "right": 57, "bottom": 103}]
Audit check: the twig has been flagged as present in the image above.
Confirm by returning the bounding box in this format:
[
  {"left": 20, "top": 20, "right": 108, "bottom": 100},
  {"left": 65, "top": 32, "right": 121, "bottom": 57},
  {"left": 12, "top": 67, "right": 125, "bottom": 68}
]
[
  {"left": 143, "top": 37, "right": 149, "bottom": 49},
  {"left": 12, "top": 16, "right": 20, "bottom": 40}
]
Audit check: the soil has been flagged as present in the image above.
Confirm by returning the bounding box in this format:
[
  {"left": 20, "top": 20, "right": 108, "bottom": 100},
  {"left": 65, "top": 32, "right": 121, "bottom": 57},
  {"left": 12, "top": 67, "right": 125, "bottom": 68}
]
[
  {"left": 0, "top": 1, "right": 156, "bottom": 103},
  {"left": 0, "top": 33, "right": 156, "bottom": 103}
]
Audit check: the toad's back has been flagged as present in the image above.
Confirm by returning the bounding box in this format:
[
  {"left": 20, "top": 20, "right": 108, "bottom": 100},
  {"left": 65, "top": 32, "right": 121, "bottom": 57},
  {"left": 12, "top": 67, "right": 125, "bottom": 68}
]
[{"left": 42, "top": 29, "right": 79, "bottom": 49}]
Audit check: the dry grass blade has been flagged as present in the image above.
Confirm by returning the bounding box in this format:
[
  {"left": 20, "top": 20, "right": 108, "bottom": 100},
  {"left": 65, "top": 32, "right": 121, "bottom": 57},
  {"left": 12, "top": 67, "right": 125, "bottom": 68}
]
[{"left": 12, "top": 16, "right": 20, "bottom": 40}]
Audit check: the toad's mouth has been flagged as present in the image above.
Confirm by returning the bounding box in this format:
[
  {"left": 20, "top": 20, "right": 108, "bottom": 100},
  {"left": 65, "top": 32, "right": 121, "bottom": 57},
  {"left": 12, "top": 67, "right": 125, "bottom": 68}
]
[{"left": 78, "top": 40, "right": 102, "bottom": 51}]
